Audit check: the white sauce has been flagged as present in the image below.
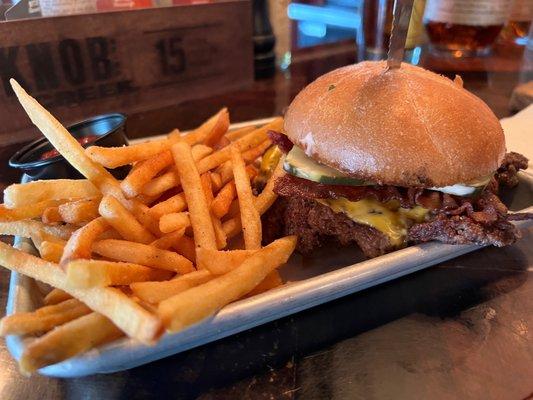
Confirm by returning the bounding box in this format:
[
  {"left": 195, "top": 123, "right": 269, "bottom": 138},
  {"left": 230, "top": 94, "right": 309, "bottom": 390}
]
[{"left": 301, "top": 132, "right": 315, "bottom": 157}]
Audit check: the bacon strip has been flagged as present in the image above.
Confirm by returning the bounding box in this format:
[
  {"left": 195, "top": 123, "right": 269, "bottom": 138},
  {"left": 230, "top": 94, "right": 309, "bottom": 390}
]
[{"left": 268, "top": 130, "right": 293, "bottom": 153}]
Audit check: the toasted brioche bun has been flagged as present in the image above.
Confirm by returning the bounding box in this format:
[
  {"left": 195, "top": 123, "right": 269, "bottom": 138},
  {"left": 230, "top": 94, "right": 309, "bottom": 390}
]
[{"left": 284, "top": 61, "right": 505, "bottom": 187}]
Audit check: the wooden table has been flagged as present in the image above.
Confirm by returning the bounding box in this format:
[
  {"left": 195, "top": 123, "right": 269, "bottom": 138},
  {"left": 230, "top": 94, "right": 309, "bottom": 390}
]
[{"left": 0, "top": 41, "right": 531, "bottom": 400}]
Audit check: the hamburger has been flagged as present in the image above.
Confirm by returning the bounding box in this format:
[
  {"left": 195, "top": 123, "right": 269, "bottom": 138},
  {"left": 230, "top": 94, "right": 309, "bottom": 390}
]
[{"left": 260, "top": 61, "right": 532, "bottom": 258}]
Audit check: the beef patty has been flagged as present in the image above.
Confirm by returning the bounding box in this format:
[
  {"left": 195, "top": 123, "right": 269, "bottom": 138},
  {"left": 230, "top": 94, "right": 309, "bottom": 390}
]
[{"left": 262, "top": 197, "right": 395, "bottom": 258}]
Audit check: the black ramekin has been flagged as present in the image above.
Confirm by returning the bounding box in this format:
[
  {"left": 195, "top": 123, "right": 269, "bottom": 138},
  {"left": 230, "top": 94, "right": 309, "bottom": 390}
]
[{"left": 9, "top": 113, "right": 130, "bottom": 180}]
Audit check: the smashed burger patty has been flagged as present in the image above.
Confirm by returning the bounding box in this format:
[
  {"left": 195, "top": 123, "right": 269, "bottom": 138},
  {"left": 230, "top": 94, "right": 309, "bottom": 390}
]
[{"left": 263, "top": 152, "right": 531, "bottom": 258}]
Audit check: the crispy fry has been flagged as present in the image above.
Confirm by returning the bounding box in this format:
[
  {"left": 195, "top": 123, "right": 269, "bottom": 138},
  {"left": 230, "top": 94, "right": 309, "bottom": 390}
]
[
  {"left": 196, "top": 248, "right": 256, "bottom": 274},
  {"left": 60, "top": 217, "right": 109, "bottom": 265},
  {"left": 225, "top": 125, "right": 254, "bottom": 141},
  {"left": 66, "top": 259, "right": 173, "bottom": 288},
  {"left": 203, "top": 108, "right": 230, "bottom": 147},
  {"left": 0, "top": 241, "right": 162, "bottom": 343},
  {"left": 38, "top": 241, "right": 65, "bottom": 263},
  {"left": 172, "top": 142, "right": 217, "bottom": 251},
  {"left": 149, "top": 193, "right": 187, "bottom": 220},
  {"left": 181, "top": 108, "right": 228, "bottom": 146},
  {"left": 41, "top": 206, "right": 63, "bottom": 224},
  {"left": 86, "top": 134, "right": 182, "bottom": 168},
  {"left": 0, "top": 199, "right": 69, "bottom": 222},
  {"left": 99, "top": 195, "right": 155, "bottom": 244},
  {"left": 246, "top": 270, "right": 283, "bottom": 297},
  {"left": 211, "top": 181, "right": 237, "bottom": 219},
  {"left": 58, "top": 197, "right": 100, "bottom": 225},
  {"left": 0, "top": 220, "right": 74, "bottom": 241},
  {"left": 210, "top": 172, "right": 223, "bottom": 192},
  {"left": 3, "top": 180, "right": 99, "bottom": 208},
  {"left": 172, "top": 235, "right": 196, "bottom": 262},
  {"left": 222, "top": 158, "right": 284, "bottom": 239},
  {"left": 10, "top": 79, "right": 144, "bottom": 226},
  {"left": 130, "top": 270, "right": 213, "bottom": 304},
  {"left": 0, "top": 298, "right": 91, "bottom": 336},
  {"left": 195, "top": 119, "right": 279, "bottom": 173},
  {"left": 120, "top": 150, "right": 173, "bottom": 198},
  {"left": 141, "top": 120, "right": 281, "bottom": 199},
  {"left": 158, "top": 236, "right": 296, "bottom": 331},
  {"left": 218, "top": 162, "right": 258, "bottom": 188},
  {"left": 241, "top": 139, "right": 272, "bottom": 163},
  {"left": 200, "top": 173, "right": 227, "bottom": 249},
  {"left": 44, "top": 288, "right": 72, "bottom": 305},
  {"left": 150, "top": 228, "right": 186, "bottom": 250},
  {"left": 10, "top": 80, "right": 122, "bottom": 198},
  {"left": 231, "top": 146, "right": 261, "bottom": 250},
  {"left": 92, "top": 239, "right": 194, "bottom": 274},
  {"left": 254, "top": 156, "right": 285, "bottom": 213},
  {"left": 140, "top": 144, "right": 213, "bottom": 197},
  {"left": 159, "top": 212, "right": 190, "bottom": 234},
  {"left": 19, "top": 312, "right": 123, "bottom": 374}
]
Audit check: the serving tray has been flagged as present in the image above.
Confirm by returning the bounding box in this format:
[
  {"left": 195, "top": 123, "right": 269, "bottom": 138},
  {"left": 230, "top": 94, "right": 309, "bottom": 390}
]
[{"left": 5, "top": 119, "right": 533, "bottom": 377}]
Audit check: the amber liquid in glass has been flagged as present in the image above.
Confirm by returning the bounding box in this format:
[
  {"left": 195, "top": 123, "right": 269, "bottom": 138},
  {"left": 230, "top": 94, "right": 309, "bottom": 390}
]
[{"left": 425, "top": 21, "right": 504, "bottom": 55}]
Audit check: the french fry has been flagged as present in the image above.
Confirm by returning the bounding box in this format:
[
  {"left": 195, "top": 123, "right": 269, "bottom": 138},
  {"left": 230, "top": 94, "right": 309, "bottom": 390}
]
[
  {"left": 171, "top": 141, "right": 217, "bottom": 251},
  {"left": 130, "top": 270, "right": 213, "bottom": 304},
  {"left": 44, "top": 288, "right": 72, "bottom": 305},
  {"left": 60, "top": 217, "right": 109, "bottom": 265},
  {"left": 218, "top": 162, "right": 258, "bottom": 189},
  {"left": 254, "top": 156, "right": 285, "bottom": 213},
  {"left": 158, "top": 236, "right": 297, "bottom": 331},
  {"left": 92, "top": 239, "right": 194, "bottom": 274},
  {"left": 141, "top": 119, "right": 280, "bottom": 199},
  {"left": 196, "top": 248, "right": 256, "bottom": 274},
  {"left": 141, "top": 144, "right": 213, "bottom": 197},
  {"left": 203, "top": 109, "right": 230, "bottom": 147},
  {"left": 200, "top": 173, "right": 227, "bottom": 249},
  {"left": 10, "top": 80, "right": 122, "bottom": 199},
  {"left": 0, "top": 199, "right": 69, "bottom": 222},
  {"left": 159, "top": 212, "right": 190, "bottom": 234},
  {"left": 98, "top": 195, "right": 155, "bottom": 244},
  {"left": 140, "top": 171, "right": 177, "bottom": 198},
  {"left": 222, "top": 158, "right": 284, "bottom": 240},
  {"left": 0, "top": 220, "right": 74, "bottom": 241},
  {"left": 0, "top": 298, "right": 91, "bottom": 336},
  {"left": 131, "top": 202, "right": 162, "bottom": 237},
  {"left": 210, "top": 172, "right": 223, "bottom": 192},
  {"left": 211, "top": 181, "right": 237, "bottom": 219},
  {"left": 241, "top": 139, "right": 272, "bottom": 164},
  {"left": 227, "top": 199, "right": 240, "bottom": 218},
  {"left": 66, "top": 259, "right": 173, "bottom": 288},
  {"left": 38, "top": 240, "right": 65, "bottom": 263},
  {"left": 58, "top": 197, "right": 100, "bottom": 225},
  {"left": 86, "top": 132, "right": 181, "bottom": 168},
  {"left": 246, "top": 270, "right": 283, "bottom": 297},
  {"left": 10, "top": 79, "right": 146, "bottom": 228},
  {"left": 150, "top": 228, "right": 186, "bottom": 250},
  {"left": 41, "top": 206, "right": 63, "bottom": 224},
  {"left": 231, "top": 146, "right": 261, "bottom": 250},
  {"left": 19, "top": 312, "right": 123, "bottom": 374},
  {"left": 0, "top": 241, "right": 162, "bottom": 343},
  {"left": 120, "top": 150, "right": 174, "bottom": 198},
  {"left": 196, "top": 118, "right": 282, "bottom": 173},
  {"left": 3, "top": 179, "right": 99, "bottom": 208},
  {"left": 149, "top": 193, "right": 187, "bottom": 220},
  {"left": 225, "top": 125, "right": 254, "bottom": 141},
  {"left": 172, "top": 235, "right": 196, "bottom": 262}
]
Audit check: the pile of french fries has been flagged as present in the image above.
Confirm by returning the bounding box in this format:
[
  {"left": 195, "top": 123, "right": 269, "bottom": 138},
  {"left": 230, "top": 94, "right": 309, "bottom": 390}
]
[{"left": 0, "top": 79, "right": 296, "bottom": 375}]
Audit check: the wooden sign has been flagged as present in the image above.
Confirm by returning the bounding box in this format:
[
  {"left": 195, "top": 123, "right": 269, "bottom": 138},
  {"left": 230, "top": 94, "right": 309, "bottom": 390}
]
[{"left": 0, "top": 0, "right": 253, "bottom": 144}]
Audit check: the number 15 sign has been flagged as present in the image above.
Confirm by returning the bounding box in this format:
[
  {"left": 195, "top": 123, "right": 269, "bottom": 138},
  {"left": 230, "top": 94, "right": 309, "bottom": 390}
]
[{"left": 0, "top": 0, "right": 253, "bottom": 142}]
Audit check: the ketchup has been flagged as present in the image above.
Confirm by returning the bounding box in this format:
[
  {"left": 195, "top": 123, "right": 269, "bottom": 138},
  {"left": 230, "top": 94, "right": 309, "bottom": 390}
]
[{"left": 40, "top": 135, "right": 98, "bottom": 160}]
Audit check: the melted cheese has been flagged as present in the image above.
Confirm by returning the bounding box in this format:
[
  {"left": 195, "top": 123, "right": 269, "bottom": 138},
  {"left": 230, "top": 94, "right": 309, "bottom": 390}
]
[{"left": 317, "top": 198, "right": 428, "bottom": 247}]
